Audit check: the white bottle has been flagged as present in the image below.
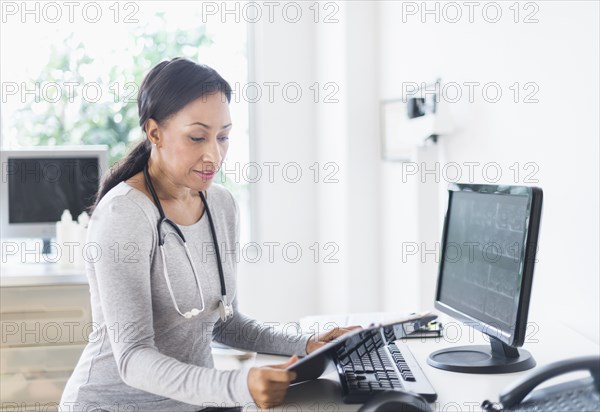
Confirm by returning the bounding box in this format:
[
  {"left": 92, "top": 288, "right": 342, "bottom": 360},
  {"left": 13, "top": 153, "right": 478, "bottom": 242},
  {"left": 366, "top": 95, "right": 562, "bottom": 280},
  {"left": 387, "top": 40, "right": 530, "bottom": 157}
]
[
  {"left": 56, "top": 209, "right": 75, "bottom": 269},
  {"left": 74, "top": 211, "right": 90, "bottom": 271}
]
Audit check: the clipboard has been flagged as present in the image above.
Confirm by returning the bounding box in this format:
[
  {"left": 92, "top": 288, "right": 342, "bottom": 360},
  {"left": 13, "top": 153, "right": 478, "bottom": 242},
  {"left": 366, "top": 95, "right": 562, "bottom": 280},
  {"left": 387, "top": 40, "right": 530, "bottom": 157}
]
[{"left": 287, "top": 312, "right": 437, "bottom": 384}]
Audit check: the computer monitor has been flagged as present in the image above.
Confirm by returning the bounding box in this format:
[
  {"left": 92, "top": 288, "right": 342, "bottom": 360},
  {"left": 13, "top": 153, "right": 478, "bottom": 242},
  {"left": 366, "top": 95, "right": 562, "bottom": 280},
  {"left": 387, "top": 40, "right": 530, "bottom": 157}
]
[
  {"left": 428, "top": 183, "right": 543, "bottom": 373},
  {"left": 0, "top": 146, "right": 108, "bottom": 249}
]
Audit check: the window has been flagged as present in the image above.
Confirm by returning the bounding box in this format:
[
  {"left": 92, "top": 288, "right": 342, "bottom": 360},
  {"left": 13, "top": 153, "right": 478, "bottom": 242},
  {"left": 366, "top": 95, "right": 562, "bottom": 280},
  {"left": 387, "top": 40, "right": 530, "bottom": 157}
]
[{"left": 1, "top": 1, "right": 251, "bottom": 243}]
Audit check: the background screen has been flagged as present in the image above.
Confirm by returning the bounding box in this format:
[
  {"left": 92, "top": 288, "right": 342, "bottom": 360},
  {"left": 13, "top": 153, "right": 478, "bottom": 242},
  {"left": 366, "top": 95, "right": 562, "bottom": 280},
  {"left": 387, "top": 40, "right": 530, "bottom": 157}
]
[
  {"left": 439, "top": 191, "right": 529, "bottom": 332},
  {"left": 8, "top": 157, "right": 100, "bottom": 224}
]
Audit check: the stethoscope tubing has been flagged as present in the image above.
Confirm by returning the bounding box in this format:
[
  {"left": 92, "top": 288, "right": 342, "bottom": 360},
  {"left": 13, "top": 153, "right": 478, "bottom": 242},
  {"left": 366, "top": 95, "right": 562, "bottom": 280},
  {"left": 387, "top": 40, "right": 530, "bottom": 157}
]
[{"left": 142, "top": 163, "right": 231, "bottom": 320}]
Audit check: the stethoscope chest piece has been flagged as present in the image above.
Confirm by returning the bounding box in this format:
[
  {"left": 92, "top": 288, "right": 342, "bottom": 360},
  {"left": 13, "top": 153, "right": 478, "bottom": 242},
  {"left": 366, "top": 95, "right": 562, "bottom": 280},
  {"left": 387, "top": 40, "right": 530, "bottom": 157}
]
[{"left": 219, "top": 295, "right": 234, "bottom": 322}]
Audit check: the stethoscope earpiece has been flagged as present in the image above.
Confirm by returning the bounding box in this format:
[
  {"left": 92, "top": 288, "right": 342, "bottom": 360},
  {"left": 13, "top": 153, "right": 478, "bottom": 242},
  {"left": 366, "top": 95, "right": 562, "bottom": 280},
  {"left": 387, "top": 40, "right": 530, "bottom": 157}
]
[{"left": 183, "top": 308, "right": 201, "bottom": 319}]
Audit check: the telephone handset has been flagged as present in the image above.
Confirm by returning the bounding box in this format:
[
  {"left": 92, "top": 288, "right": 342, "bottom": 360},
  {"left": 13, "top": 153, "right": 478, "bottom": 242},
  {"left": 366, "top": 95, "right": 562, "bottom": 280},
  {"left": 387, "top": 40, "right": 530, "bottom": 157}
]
[{"left": 482, "top": 355, "right": 600, "bottom": 411}]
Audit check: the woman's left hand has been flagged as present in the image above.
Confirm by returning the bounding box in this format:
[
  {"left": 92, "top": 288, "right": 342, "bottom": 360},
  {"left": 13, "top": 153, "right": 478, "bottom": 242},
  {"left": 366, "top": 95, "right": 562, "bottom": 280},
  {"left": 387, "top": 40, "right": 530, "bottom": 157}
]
[{"left": 305, "top": 325, "right": 363, "bottom": 354}]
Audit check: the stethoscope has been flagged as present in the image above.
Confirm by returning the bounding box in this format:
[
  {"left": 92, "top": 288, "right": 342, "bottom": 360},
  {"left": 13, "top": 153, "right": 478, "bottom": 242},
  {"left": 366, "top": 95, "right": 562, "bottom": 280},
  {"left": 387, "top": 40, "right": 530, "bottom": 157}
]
[{"left": 143, "top": 164, "right": 234, "bottom": 322}]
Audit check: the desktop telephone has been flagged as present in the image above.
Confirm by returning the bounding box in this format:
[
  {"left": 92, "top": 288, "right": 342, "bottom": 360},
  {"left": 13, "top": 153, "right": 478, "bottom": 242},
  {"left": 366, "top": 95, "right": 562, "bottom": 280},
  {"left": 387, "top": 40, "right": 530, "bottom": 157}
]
[{"left": 481, "top": 355, "right": 600, "bottom": 411}]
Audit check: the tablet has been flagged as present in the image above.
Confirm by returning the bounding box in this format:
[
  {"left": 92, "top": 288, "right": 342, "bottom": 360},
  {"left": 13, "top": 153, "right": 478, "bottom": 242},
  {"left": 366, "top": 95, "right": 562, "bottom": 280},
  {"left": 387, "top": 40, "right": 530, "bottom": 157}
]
[{"left": 287, "top": 312, "right": 437, "bottom": 384}]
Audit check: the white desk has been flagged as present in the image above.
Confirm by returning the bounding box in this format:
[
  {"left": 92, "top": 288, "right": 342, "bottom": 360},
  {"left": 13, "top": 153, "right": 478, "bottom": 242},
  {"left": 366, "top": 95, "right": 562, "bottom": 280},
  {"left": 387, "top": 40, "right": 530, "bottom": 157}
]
[
  {"left": 220, "top": 313, "right": 600, "bottom": 411},
  {"left": 0, "top": 262, "right": 88, "bottom": 287},
  {"left": 2, "top": 264, "right": 598, "bottom": 410}
]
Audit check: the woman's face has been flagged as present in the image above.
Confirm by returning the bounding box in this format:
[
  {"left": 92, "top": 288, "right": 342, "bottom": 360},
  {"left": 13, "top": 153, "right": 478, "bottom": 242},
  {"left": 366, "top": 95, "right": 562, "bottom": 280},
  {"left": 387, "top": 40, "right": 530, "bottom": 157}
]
[{"left": 151, "top": 92, "right": 232, "bottom": 192}]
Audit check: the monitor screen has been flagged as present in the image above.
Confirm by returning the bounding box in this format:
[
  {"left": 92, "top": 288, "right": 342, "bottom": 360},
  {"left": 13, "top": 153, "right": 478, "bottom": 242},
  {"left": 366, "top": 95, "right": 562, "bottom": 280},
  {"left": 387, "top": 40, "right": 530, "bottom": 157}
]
[
  {"left": 7, "top": 157, "right": 100, "bottom": 224},
  {"left": 438, "top": 191, "right": 529, "bottom": 333},
  {"left": 0, "top": 146, "right": 108, "bottom": 241},
  {"left": 429, "top": 184, "right": 542, "bottom": 374}
]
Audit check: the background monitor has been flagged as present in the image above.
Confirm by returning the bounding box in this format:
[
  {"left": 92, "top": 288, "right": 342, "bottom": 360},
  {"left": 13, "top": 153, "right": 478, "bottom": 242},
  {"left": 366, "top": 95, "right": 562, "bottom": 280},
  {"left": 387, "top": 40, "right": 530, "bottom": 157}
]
[
  {"left": 0, "top": 146, "right": 108, "bottom": 245},
  {"left": 428, "top": 183, "right": 543, "bottom": 374}
]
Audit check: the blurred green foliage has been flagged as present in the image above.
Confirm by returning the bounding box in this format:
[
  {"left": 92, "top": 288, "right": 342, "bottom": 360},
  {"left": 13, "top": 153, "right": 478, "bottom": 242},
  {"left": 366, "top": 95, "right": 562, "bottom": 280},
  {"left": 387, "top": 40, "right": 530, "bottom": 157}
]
[
  {"left": 10, "top": 14, "right": 248, "bottom": 202},
  {"left": 13, "top": 13, "right": 211, "bottom": 167}
]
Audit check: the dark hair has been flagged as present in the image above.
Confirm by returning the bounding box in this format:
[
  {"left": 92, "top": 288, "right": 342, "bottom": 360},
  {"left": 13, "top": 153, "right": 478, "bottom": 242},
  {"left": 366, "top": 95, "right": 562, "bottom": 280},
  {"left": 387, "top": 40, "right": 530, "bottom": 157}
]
[{"left": 88, "top": 58, "right": 232, "bottom": 214}]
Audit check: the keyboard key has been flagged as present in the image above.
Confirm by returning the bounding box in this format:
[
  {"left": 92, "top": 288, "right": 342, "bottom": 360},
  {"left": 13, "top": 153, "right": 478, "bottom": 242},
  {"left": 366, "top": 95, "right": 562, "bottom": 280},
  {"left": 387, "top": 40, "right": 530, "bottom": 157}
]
[
  {"left": 357, "top": 382, "right": 370, "bottom": 390},
  {"left": 391, "top": 380, "right": 402, "bottom": 389}
]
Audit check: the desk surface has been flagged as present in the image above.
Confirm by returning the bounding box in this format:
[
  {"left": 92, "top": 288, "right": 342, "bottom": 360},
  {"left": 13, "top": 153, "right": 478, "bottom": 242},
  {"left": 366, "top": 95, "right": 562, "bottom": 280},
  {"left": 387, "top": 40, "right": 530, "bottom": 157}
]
[
  {"left": 0, "top": 262, "right": 87, "bottom": 287},
  {"left": 226, "top": 313, "right": 600, "bottom": 412}
]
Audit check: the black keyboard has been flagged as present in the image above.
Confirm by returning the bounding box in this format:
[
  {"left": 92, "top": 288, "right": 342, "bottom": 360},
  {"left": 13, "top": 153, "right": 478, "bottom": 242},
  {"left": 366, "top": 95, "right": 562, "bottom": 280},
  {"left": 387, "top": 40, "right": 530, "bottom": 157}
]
[{"left": 334, "top": 327, "right": 437, "bottom": 403}]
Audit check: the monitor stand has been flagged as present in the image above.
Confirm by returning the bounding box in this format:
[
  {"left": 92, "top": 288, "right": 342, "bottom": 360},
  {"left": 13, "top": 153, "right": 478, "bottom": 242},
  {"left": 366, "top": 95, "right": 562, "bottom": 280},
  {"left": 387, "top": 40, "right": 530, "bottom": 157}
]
[
  {"left": 42, "top": 238, "right": 52, "bottom": 255},
  {"left": 427, "top": 336, "right": 536, "bottom": 373}
]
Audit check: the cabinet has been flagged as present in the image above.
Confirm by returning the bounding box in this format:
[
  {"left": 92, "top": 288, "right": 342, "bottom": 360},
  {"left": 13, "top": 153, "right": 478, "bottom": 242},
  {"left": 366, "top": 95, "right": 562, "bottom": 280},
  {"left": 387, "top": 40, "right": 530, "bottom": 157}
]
[{"left": 0, "top": 264, "right": 91, "bottom": 409}]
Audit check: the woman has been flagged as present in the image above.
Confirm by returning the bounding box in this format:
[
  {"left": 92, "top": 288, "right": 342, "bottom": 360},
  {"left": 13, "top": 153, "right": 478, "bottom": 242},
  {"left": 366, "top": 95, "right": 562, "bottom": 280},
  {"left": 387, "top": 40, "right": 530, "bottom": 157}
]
[{"left": 60, "top": 58, "right": 358, "bottom": 411}]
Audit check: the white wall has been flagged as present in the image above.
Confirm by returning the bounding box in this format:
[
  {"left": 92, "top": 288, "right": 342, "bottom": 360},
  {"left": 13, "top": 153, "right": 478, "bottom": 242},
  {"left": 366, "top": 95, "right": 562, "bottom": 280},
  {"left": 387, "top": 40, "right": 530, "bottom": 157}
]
[
  {"left": 239, "top": 2, "right": 382, "bottom": 324},
  {"left": 238, "top": 10, "right": 318, "bottom": 324},
  {"left": 378, "top": 0, "right": 600, "bottom": 343},
  {"left": 314, "top": 3, "right": 381, "bottom": 316},
  {"left": 241, "top": 1, "right": 600, "bottom": 345}
]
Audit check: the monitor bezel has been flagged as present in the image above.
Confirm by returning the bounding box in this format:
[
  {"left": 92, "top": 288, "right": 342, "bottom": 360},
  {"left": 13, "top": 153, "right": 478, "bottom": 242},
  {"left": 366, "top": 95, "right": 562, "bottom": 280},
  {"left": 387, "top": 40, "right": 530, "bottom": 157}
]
[
  {"left": 433, "top": 183, "right": 543, "bottom": 348},
  {"left": 0, "top": 145, "right": 109, "bottom": 239}
]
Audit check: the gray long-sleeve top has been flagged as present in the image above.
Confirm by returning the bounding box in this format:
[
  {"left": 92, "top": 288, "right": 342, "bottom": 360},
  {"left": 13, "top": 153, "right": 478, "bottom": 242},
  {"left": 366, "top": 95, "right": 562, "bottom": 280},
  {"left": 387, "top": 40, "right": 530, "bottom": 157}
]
[{"left": 60, "top": 181, "right": 311, "bottom": 411}]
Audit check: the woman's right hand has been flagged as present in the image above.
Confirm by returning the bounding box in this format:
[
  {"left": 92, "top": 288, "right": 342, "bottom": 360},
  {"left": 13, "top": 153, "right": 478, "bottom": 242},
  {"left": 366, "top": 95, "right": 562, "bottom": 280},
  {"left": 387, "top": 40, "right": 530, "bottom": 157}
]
[{"left": 247, "top": 355, "right": 298, "bottom": 409}]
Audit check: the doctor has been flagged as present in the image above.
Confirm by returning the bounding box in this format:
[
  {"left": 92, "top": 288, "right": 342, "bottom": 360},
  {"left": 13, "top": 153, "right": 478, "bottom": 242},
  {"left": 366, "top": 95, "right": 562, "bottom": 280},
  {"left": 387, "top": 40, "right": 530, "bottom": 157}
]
[{"left": 60, "top": 57, "right": 359, "bottom": 411}]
